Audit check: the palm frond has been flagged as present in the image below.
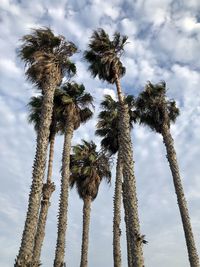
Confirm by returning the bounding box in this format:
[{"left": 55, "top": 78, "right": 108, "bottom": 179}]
[
  {"left": 80, "top": 108, "right": 93, "bottom": 123},
  {"left": 27, "top": 95, "right": 43, "bottom": 132}
]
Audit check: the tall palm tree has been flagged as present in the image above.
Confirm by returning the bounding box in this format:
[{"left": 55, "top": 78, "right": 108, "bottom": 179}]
[
  {"left": 54, "top": 82, "right": 93, "bottom": 267},
  {"left": 96, "top": 94, "right": 135, "bottom": 267},
  {"left": 84, "top": 29, "right": 144, "bottom": 266},
  {"left": 136, "top": 81, "right": 200, "bottom": 267},
  {"left": 27, "top": 94, "right": 61, "bottom": 266},
  {"left": 16, "top": 28, "right": 77, "bottom": 267},
  {"left": 70, "top": 140, "right": 111, "bottom": 267}
]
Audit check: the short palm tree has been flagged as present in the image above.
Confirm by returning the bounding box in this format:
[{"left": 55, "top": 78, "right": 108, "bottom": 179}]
[
  {"left": 70, "top": 140, "right": 111, "bottom": 267},
  {"left": 136, "top": 81, "right": 200, "bottom": 267},
  {"left": 84, "top": 29, "right": 144, "bottom": 266},
  {"left": 96, "top": 94, "right": 135, "bottom": 267},
  {"left": 54, "top": 82, "right": 93, "bottom": 267},
  {"left": 16, "top": 28, "right": 77, "bottom": 267}
]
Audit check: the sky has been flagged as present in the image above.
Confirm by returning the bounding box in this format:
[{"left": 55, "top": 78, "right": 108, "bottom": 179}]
[{"left": 0, "top": 0, "right": 200, "bottom": 266}]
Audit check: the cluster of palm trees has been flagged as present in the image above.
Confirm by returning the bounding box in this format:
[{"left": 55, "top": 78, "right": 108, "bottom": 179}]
[{"left": 14, "top": 27, "right": 199, "bottom": 267}]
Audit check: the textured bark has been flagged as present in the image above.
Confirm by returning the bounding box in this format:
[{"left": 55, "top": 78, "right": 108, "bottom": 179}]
[
  {"left": 80, "top": 196, "right": 92, "bottom": 267},
  {"left": 31, "top": 134, "right": 56, "bottom": 266},
  {"left": 113, "top": 150, "right": 122, "bottom": 267},
  {"left": 15, "top": 75, "right": 57, "bottom": 267},
  {"left": 31, "top": 182, "right": 55, "bottom": 267},
  {"left": 54, "top": 119, "right": 74, "bottom": 267},
  {"left": 162, "top": 124, "right": 200, "bottom": 267},
  {"left": 115, "top": 74, "right": 124, "bottom": 103},
  {"left": 122, "top": 182, "right": 133, "bottom": 267},
  {"left": 115, "top": 75, "right": 144, "bottom": 267},
  {"left": 47, "top": 132, "right": 56, "bottom": 183}
]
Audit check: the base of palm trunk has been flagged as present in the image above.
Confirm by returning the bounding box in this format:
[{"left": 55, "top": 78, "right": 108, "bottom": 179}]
[
  {"left": 30, "top": 260, "right": 41, "bottom": 267},
  {"left": 15, "top": 256, "right": 31, "bottom": 267},
  {"left": 31, "top": 182, "right": 55, "bottom": 265},
  {"left": 54, "top": 260, "right": 66, "bottom": 267}
]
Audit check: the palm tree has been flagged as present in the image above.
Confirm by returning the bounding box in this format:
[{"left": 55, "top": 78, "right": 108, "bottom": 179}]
[
  {"left": 84, "top": 29, "right": 144, "bottom": 266},
  {"left": 70, "top": 140, "right": 111, "bottom": 267},
  {"left": 27, "top": 94, "right": 61, "bottom": 266},
  {"left": 96, "top": 94, "right": 135, "bottom": 267},
  {"left": 136, "top": 81, "right": 200, "bottom": 267},
  {"left": 54, "top": 82, "right": 93, "bottom": 267},
  {"left": 15, "top": 28, "right": 77, "bottom": 267}
]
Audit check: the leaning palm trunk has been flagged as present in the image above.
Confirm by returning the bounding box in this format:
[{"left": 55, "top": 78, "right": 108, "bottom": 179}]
[
  {"left": 115, "top": 74, "right": 144, "bottom": 267},
  {"left": 113, "top": 149, "right": 122, "bottom": 267},
  {"left": 15, "top": 76, "right": 58, "bottom": 267},
  {"left": 80, "top": 196, "right": 92, "bottom": 267},
  {"left": 31, "top": 133, "right": 56, "bottom": 266},
  {"left": 122, "top": 182, "right": 133, "bottom": 267},
  {"left": 54, "top": 118, "right": 74, "bottom": 267},
  {"left": 161, "top": 123, "right": 200, "bottom": 267}
]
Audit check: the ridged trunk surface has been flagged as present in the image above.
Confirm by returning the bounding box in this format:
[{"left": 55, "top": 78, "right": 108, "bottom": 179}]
[
  {"left": 31, "top": 134, "right": 56, "bottom": 266},
  {"left": 31, "top": 182, "right": 55, "bottom": 267},
  {"left": 80, "top": 196, "right": 92, "bottom": 267},
  {"left": 47, "top": 131, "right": 56, "bottom": 184},
  {"left": 162, "top": 124, "right": 200, "bottom": 267},
  {"left": 113, "top": 150, "right": 122, "bottom": 267},
  {"left": 122, "top": 181, "right": 133, "bottom": 267},
  {"left": 54, "top": 119, "right": 74, "bottom": 267},
  {"left": 15, "top": 76, "right": 57, "bottom": 267},
  {"left": 115, "top": 75, "right": 144, "bottom": 267}
]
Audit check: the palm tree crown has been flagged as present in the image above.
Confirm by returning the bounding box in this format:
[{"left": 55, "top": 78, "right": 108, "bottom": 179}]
[
  {"left": 19, "top": 27, "right": 77, "bottom": 90},
  {"left": 56, "top": 82, "right": 94, "bottom": 130},
  {"left": 136, "top": 81, "right": 180, "bottom": 133},
  {"left": 70, "top": 140, "right": 111, "bottom": 200},
  {"left": 96, "top": 94, "right": 135, "bottom": 155},
  {"left": 84, "top": 29, "right": 128, "bottom": 84}
]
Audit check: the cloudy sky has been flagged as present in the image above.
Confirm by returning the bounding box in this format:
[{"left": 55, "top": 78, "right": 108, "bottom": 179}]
[{"left": 0, "top": 0, "right": 200, "bottom": 266}]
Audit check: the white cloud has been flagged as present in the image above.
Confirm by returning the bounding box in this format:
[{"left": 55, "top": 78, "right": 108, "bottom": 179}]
[
  {"left": 102, "top": 88, "right": 116, "bottom": 100},
  {"left": 120, "top": 18, "right": 137, "bottom": 36},
  {"left": 180, "top": 17, "right": 200, "bottom": 32},
  {"left": 0, "top": 58, "right": 21, "bottom": 76}
]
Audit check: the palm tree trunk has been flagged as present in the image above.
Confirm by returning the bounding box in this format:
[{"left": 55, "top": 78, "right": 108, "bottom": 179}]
[
  {"left": 31, "top": 133, "right": 56, "bottom": 266},
  {"left": 115, "top": 74, "right": 124, "bottom": 103},
  {"left": 113, "top": 150, "right": 122, "bottom": 267},
  {"left": 122, "top": 182, "right": 133, "bottom": 267},
  {"left": 161, "top": 124, "right": 200, "bottom": 267},
  {"left": 54, "top": 119, "right": 74, "bottom": 267},
  {"left": 15, "top": 78, "right": 57, "bottom": 267},
  {"left": 80, "top": 196, "right": 92, "bottom": 267},
  {"left": 115, "top": 74, "right": 144, "bottom": 267},
  {"left": 47, "top": 132, "right": 56, "bottom": 184}
]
